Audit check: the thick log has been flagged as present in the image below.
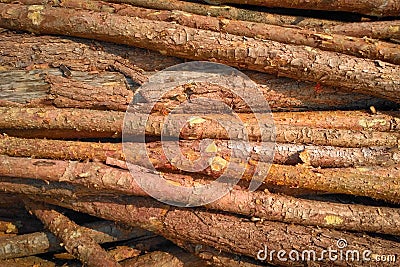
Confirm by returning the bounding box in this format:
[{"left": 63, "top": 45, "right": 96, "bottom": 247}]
[
  {"left": 1, "top": 108, "right": 399, "bottom": 148},
  {"left": 0, "top": 32, "right": 182, "bottom": 73},
  {"left": 201, "top": 0, "right": 400, "bottom": 17},
  {"left": 38, "top": 195, "right": 400, "bottom": 267},
  {"left": 0, "top": 221, "right": 149, "bottom": 259},
  {"left": 24, "top": 201, "right": 121, "bottom": 267},
  {"left": 1, "top": 156, "right": 400, "bottom": 230},
  {"left": 1, "top": 136, "right": 399, "bottom": 168},
  {"left": 1, "top": 4, "right": 400, "bottom": 102},
  {"left": 37, "top": 0, "right": 400, "bottom": 65},
  {"left": 1, "top": 67, "right": 397, "bottom": 112}
]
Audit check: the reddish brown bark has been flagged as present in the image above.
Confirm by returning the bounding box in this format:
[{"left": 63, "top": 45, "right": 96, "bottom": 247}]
[
  {"left": 1, "top": 67, "right": 397, "bottom": 112},
  {"left": 37, "top": 195, "right": 400, "bottom": 267},
  {"left": 0, "top": 256, "right": 56, "bottom": 267},
  {"left": 0, "top": 221, "right": 149, "bottom": 259},
  {"left": 121, "top": 249, "right": 205, "bottom": 267},
  {"left": 37, "top": 0, "right": 400, "bottom": 65},
  {"left": 1, "top": 108, "right": 399, "bottom": 148},
  {"left": 99, "top": 0, "right": 343, "bottom": 29},
  {"left": 24, "top": 201, "right": 121, "bottom": 267},
  {"left": 1, "top": 4, "right": 400, "bottom": 102},
  {"left": 204, "top": 0, "right": 400, "bottom": 17},
  {"left": 325, "top": 20, "right": 400, "bottom": 40},
  {"left": 2, "top": 136, "right": 399, "bottom": 168},
  {"left": 1, "top": 156, "right": 400, "bottom": 231}
]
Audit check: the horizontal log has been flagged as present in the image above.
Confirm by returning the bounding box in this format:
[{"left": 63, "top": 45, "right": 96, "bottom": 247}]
[
  {"left": 1, "top": 155, "right": 400, "bottom": 229},
  {"left": 201, "top": 0, "right": 400, "bottom": 17},
  {"left": 12, "top": 0, "right": 400, "bottom": 65},
  {"left": 1, "top": 135, "right": 399, "bottom": 168},
  {"left": 100, "top": 0, "right": 400, "bottom": 40},
  {"left": 1, "top": 67, "right": 398, "bottom": 112},
  {"left": 1, "top": 108, "right": 399, "bottom": 148},
  {"left": 1, "top": 4, "right": 400, "bottom": 102}
]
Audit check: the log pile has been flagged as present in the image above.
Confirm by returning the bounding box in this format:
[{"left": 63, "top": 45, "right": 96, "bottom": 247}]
[{"left": 0, "top": 0, "right": 399, "bottom": 266}]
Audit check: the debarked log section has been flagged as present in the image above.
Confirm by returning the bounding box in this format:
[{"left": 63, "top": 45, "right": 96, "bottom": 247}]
[{"left": 1, "top": 4, "right": 400, "bottom": 103}]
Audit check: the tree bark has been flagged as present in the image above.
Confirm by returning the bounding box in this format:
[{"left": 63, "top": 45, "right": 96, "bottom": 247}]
[
  {"left": 0, "top": 31, "right": 182, "bottom": 73},
  {"left": 1, "top": 155, "right": 400, "bottom": 230},
  {"left": 2, "top": 108, "right": 400, "bottom": 148},
  {"left": 34, "top": 0, "right": 400, "bottom": 66},
  {"left": 325, "top": 20, "right": 400, "bottom": 40},
  {"left": 0, "top": 256, "right": 56, "bottom": 267},
  {"left": 0, "top": 221, "right": 149, "bottom": 260},
  {"left": 36, "top": 195, "right": 400, "bottom": 267},
  {"left": 1, "top": 4, "right": 400, "bottom": 102},
  {"left": 1, "top": 67, "right": 397, "bottom": 112},
  {"left": 204, "top": 0, "right": 400, "bottom": 17},
  {"left": 100, "top": 0, "right": 343, "bottom": 29},
  {"left": 24, "top": 201, "right": 121, "bottom": 267},
  {"left": 1, "top": 135, "right": 399, "bottom": 168},
  {"left": 84, "top": 0, "right": 400, "bottom": 40}
]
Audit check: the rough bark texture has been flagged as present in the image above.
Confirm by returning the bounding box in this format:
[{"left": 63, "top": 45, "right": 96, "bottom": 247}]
[
  {"left": 91, "top": 0, "right": 400, "bottom": 40},
  {"left": 24, "top": 201, "right": 121, "bottom": 267},
  {"left": 0, "top": 221, "right": 148, "bottom": 259},
  {"left": 36, "top": 195, "right": 400, "bottom": 267},
  {"left": 2, "top": 136, "right": 399, "bottom": 168},
  {"left": 325, "top": 20, "right": 400, "bottom": 40},
  {"left": 0, "top": 31, "right": 182, "bottom": 73},
  {"left": 32, "top": 0, "right": 400, "bottom": 65},
  {"left": 100, "top": 0, "right": 343, "bottom": 29},
  {"left": 205, "top": 0, "right": 400, "bottom": 17},
  {"left": 121, "top": 249, "right": 206, "bottom": 267},
  {"left": 1, "top": 67, "right": 397, "bottom": 112},
  {"left": 1, "top": 108, "right": 400, "bottom": 148},
  {"left": 1, "top": 5, "right": 400, "bottom": 102},
  {"left": 2, "top": 155, "right": 400, "bottom": 231},
  {"left": 0, "top": 256, "right": 56, "bottom": 267}
]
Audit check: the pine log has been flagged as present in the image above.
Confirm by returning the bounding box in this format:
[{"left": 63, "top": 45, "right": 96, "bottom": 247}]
[
  {"left": 200, "top": 0, "right": 400, "bottom": 17},
  {"left": 0, "top": 221, "right": 149, "bottom": 260},
  {"left": 34, "top": 0, "right": 400, "bottom": 65},
  {"left": 1, "top": 67, "right": 397, "bottom": 112},
  {"left": 99, "top": 0, "right": 343, "bottom": 29},
  {"left": 1, "top": 108, "right": 399, "bottom": 148},
  {"left": 1, "top": 155, "right": 400, "bottom": 230},
  {"left": 24, "top": 201, "right": 121, "bottom": 267},
  {"left": 0, "top": 32, "right": 182, "bottom": 73},
  {"left": 1, "top": 135, "right": 399, "bottom": 168},
  {"left": 36, "top": 195, "right": 400, "bottom": 267},
  {"left": 325, "top": 20, "right": 400, "bottom": 40},
  {"left": 1, "top": 4, "right": 400, "bottom": 102},
  {"left": 95, "top": 0, "right": 400, "bottom": 40}
]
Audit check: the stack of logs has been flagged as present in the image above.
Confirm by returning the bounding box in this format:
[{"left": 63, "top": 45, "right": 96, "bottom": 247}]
[{"left": 0, "top": 0, "right": 400, "bottom": 266}]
